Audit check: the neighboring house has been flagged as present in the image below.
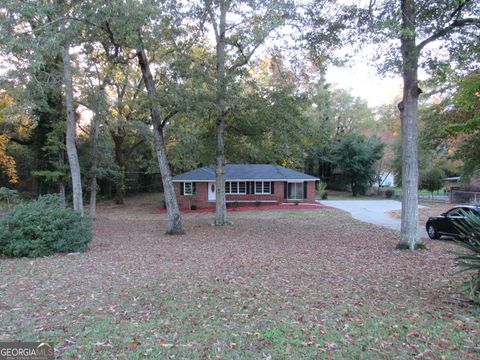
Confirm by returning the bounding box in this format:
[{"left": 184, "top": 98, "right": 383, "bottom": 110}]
[
  {"left": 379, "top": 172, "right": 395, "bottom": 187},
  {"left": 445, "top": 176, "right": 480, "bottom": 192},
  {"left": 172, "top": 164, "right": 319, "bottom": 209},
  {"left": 445, "top": 176, "right": 480, "bottom": 203},
  {"left": 444, "top": 176, "right": 461, "bottom": 192}
]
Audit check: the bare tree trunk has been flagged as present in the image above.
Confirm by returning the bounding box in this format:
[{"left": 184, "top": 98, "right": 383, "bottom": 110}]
[
  {"left": 58, "top": 150, "right": 66, "bottom": 207},
  {"left": 214, "top": 1, "right": 229, "bottom": 226},
  {"left": 397, "top": 0, "right": 419, "bottom": 250},
  {"left": 89, "top": 112, "right": 100, "bottom": 219},
  {"left": 62, "top": 44, "right": 84, "bottom": 216},
  {"left": 112, "top": 134, "right": 125, "bottom": 205},
  {"left": 136, "top": 45, "right": 184, "bottom": 235}
]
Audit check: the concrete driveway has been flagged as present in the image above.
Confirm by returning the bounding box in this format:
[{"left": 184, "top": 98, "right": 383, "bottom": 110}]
[{"left": 319, "top": 199, "right": 427, "bottom": 237}]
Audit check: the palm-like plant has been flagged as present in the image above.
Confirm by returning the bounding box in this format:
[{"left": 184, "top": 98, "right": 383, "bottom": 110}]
[{"left": 452, "top": 209, "right": 480, "bottom": 304}]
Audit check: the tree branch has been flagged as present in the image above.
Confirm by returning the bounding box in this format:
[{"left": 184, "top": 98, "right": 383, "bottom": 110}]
[
  {"left": 102, "top": 21, "right": 122, "bottom": 58},
  {"left": 227, "top": 34, "right": 271, "bottom": 72},
  {"left": 125, "top": 139, "right": 146, "bottom": 160},
  {"left": 450, "top": 1, "right": 470, "bottom": 21},
  {"left": 7, "top": 136, "right": 32, "bottom": 146},
  {"left": 206, "top": 3, "right": 220, "bottom": 42},
  {"left": 417, "top": 17, "right": 480, "bottom": 51},
  {"left": 132, "top": 78, "right": 144, "bottom": 101},
  {"left": 77, "top": 123, "right": 90, "bottom": 136},
  {"left": 161, "top": 110, "right": 178, "bottom": 128}
]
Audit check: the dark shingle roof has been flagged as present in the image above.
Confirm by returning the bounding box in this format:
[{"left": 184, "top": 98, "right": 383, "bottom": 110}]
[{"left": 173, "top": 164, "right": 319, "bottom": 181}]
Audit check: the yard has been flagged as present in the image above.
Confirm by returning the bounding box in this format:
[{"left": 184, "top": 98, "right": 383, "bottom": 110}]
[{"left": 0, "top": 196, "right": 479, "bottom": 359}]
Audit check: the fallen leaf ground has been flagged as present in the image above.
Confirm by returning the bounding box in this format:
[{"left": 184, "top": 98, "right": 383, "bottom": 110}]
[{"left": 1, "top": 196, "right": 479, "bottom": 359}]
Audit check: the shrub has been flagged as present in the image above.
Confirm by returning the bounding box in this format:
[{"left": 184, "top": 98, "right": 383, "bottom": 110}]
[
  {"left": 321, "top": 192, "right": 328, "bottom": 200},
  {"left": 0, "top": 187, "right": 20, "bottom": 212},
  {"left": 385, "top": 189, "right": 394, "bottom": 199},
  {"left": 0, "top": 194, "right": 92, "bottom": 258},
  {"left": 452, "top": 210, "right": 480, "bottom": 304},
  {"left": 317, "top": 181, "right": 327, "bottom": 199}
]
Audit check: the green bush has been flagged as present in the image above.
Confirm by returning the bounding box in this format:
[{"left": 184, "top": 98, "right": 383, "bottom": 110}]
[
  {"left": 0, "top": 187, "right": 20, "bottom": 212},
  {"left": 0, "top": 194, "right": 92, "bottom": 258},
  {"left": 385, "top": 189, "right": 394, "bottom": 199},
  {"left": 452, "top": 210, "right": 480, "bottom": 304},
  {"left": 316, "top": 181, "right": 328, "bottom": 199}
]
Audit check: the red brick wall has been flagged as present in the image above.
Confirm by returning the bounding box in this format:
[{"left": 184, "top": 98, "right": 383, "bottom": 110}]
[
  {"left": 280, "top": 181, "right": 317, "bottom": 204},
  {"left": 175, "top": 182, "right": 211, "bottom": 209},
  {"left": 175, "top": 180, "right": 317, "bottom": 209}
]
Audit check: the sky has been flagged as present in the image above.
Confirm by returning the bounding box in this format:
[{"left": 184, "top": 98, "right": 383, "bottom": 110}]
[
  {"left": 325, "top": 0, "right": 403, "bottom": 108},
  {"left": 326, "top": 63, "right": 402, "bottom": 108}
]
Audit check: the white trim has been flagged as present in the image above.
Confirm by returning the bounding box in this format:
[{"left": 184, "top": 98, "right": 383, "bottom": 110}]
[
  {"left": 183, "top": 182, "right": 193, "bottom": 196},
  {"left": 254, "top": 181, "right": 271, "bottom": 195},
  {"left": 173, "top": 178, "right": 319, "bottom": 182},
  {"left": 208, "top": 182, "right": 216, "bottom": 201},
  {"left": 287, "top": 182, "right": 304, "bottom": 200},
  {"left": 226, "top": 181, "right": 247, "bottom": 195}
]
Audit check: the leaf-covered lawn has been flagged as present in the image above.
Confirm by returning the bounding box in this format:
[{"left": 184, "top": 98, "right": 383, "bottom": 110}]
[{"left": 1, "top": 199, "right": 479, "bottom": 359}]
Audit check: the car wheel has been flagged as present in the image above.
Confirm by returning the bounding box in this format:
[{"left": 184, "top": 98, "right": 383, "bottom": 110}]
[{"left": 427, "top": 223, "right": 440, "bottom": 239}]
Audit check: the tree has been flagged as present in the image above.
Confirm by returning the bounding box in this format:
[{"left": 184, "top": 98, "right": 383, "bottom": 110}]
[
  {"left": 0, "top": 2, "right": 67, "bottom": 195},
  {"left": 78, "top": 67, "right": 111, "bottom": 219},
  {"left": 204, "top": 0, "right": 292, "bottom": 225},
  {"left": 0, "top": 94, "right": 19, "bottom": 185},
  {"left": 420, "top": 167, "right": 445, "bottom": 198},
  {"left": 0, "top": 135, "right": 18, "bottom": 185},
  {"left": 107, "top": 67, "right": 148, "bottom": 205},
  {"left": 62, "top": 43, "right": 84, "bottom": 215},
  {"left": 76, "top": 0, "right": 187, "bottom": 233},
  {"left": 354, "top": 0, "right": 479, "bottom": 250},
  {"left": 421, "top": 71, "right": 480, "bottom": 180},
  {"left": 334, "top": 133, "right": 385, "bottom": 196},
  {"left": 137, "top": 44, "right": 184, "bottom": 235},
  {"left": 0, "top": 1, "right": 86, "bottom": 213},
  {"left": 329, "top": 89, "right": 375, "bottom": 134}
]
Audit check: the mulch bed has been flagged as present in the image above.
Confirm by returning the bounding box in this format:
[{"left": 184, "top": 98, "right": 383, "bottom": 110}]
[{"left": 154, "top": 202, "right": 330, "bottom": 214}]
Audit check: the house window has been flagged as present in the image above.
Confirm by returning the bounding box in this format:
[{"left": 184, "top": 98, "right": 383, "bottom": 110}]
[
  {"left": 183, "top": 182, "right": 193, "bottom": 196},
  {"left": 225, "top": 181, "right": 246, "bottom": 195},
  {"left": 255, "top": 181, "right": 271, "bottom": 194},
  {"left": 288, "top": 182, "right": 303, "bottom": 200}
]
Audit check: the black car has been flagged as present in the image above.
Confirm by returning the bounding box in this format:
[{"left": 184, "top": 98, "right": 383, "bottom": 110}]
[{"left": 426, "top": 205, "right": 480, "bottom": 240}]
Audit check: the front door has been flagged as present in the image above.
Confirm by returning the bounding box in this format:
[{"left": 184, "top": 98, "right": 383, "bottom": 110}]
[{"left": 208, "top": 182, "right": 216, "bottom": 201}]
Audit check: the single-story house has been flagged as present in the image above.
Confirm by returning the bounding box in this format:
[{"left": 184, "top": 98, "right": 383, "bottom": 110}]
[
  {"left": 444, "top": 176, "right": 461, "bottom": 192},
  {"left": 445, "top": 176, "right": 480, "bottom": 192},
  {"left": 172, "top": 164, "right": 319, "bottom": 209}
]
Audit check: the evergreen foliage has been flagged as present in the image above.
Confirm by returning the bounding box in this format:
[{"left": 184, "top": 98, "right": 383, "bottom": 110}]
[
  {"left": 334, "top": 133, "right": 385, "bottom": 196},
  {"left": 420, "top": 167, "right": 445, "bottom": 195},
  {"left": 0, "top": 195, "right": 91, "bottom": 258},
  {"left": 0, "top": 187, "right": 20, "bottom": 212},
  {"left": 453, "top": 210, "right": 480, "bottom": 304}
]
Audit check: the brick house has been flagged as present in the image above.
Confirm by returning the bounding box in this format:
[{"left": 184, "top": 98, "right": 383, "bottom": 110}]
[{"left": 172, "top": 164, "right": 319, "bottom": 209}]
